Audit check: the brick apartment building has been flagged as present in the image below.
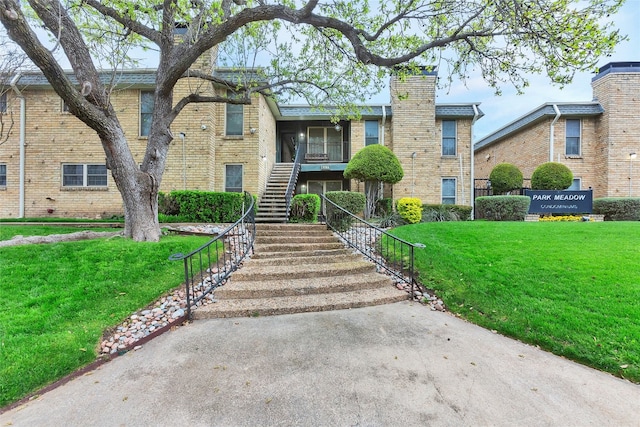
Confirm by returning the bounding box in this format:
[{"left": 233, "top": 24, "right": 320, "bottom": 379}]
[
  {"left": 0, "top": 58, "right": 482, "bottom": 219},
  {"left": 474, "top": 62, "right": 640, "bottom": 198}
]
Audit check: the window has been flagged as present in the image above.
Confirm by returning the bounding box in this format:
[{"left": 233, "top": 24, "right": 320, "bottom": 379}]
[
  {"left": 140, "top": 90, "right": 154, "bottom": 137},
  {"left": 442, "top": 178, "right": 456, "bottom": 204},
  {"left": 61, "top": 99, "right": 70, "bottom": 113},
  {"left": 566, "top": 119, "right": 581, "bottom": 156},
  {"left": 225, "top": 91, "right": 243, "bottom": 136},
  {"left": 567, "top": 178, "right": 581, "bottom": 191},
  {"left": 308, "top": 127, "right": 342, "bottom": 161},
  {"left": 442, "top": 120, "right": 456, "bottom": 156},
  {"left": 365, "top": 120, "right": 379, "bottom": 145},
  {"left": 0, "top": 164, "right": 6, "bottom": 186},
  {"left": 0, "top": 92, "right": 7, "bottom": 113},
  {"left": 225, "top": 164, "right": 243, "bottom": 192},
  {"left": 62, "top": 164, "right": 107, "bottom": 187}
]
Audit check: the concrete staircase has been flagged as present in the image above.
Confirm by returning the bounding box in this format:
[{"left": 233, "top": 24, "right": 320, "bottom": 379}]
[
  {"left": 255, "top": 163, "right": 296, "bottom": 223},
  {"left": 193, "top": 223, "right": 408, "bottom": 319}
]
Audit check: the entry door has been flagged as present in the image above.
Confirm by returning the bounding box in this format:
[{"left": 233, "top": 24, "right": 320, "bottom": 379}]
[{"left": 308, "top": 180, "right": 342, "bottom": 215}]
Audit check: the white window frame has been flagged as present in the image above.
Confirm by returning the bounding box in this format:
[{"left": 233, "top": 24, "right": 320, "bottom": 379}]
[
  {"left": 442, "top": 120, "right": 457, "bottom": 156},
  {"left": 62, "top": 164, "right": 108, "bottom": 188},
  {"left": 224, "top": 164, "right": 243, "bottom": 192},
  {"left": 567, "top": 178, "right": 581, "bottom": 191},
  {"left": 364, "top": 120, "right": 379, "bottom": 146},
  {"left": 0, "top": 163, "right": 6, "bottom": 187},
  {"left": 565, "top": 119, "right": 581, "bottom": 156},
  {"left": 441, "top": 178, "right": 457, "bottom": 204},
  {"left": 61, "top": 98, "right": 70, "bottom": 113},
  {"left": 140, "top": 90, "right": 154, "bottom": 137}
]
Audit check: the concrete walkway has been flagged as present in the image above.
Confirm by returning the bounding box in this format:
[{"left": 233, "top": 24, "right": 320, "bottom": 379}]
[{"left": 2, "top": 301, "right": 638, "bottom": 426}]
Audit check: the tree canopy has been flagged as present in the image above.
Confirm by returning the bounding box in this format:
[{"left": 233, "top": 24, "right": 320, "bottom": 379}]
[{"left": 0, "top": 0, "right": 626, "bottom": 240}]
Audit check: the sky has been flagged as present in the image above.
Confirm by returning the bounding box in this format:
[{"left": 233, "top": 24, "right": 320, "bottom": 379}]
[{"left": 428, "top": 0, "right": 640, "bottom": 142}]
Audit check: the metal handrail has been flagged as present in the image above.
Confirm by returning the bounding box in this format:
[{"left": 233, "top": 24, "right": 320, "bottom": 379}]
[
  {"left": 285, "top": 144, "right": 303, "bottom": 218},
  {"left": 169, "top": 192, "right": 256, "bottom": 319},
  {"left": 320, "top": 195, "right": 418, "bottom": 297}
]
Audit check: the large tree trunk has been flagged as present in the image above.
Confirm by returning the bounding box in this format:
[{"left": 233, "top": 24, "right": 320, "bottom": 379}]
[{"left": 120, "top": 175, "right": 161, "bottom": 242}]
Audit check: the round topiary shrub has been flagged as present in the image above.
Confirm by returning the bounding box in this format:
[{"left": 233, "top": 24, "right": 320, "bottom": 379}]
[
  {"left": 489, "top": 163, "right": 523, "bottom": 194},
  {"left": 531, "top": 162, "right": 573, "bottom": 190}
]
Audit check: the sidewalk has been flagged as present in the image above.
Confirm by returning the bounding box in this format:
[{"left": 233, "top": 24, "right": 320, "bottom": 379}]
[{"left": 2, "top": 301, "right": 638, "bottom": 426}]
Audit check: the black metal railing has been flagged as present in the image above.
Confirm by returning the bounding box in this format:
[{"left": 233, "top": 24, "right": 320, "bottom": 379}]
[
  {"left": 285, "top": 145, "right": 303, "bottom": 218},
  {"left": 321, "top": 195, "right": 419, "bottom": 297},
  {"left": 169, "top": 192, "right": 256, "bottom": 319}
]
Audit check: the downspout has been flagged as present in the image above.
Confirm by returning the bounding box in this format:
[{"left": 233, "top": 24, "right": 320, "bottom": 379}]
[
  {"left": 470, "top": 104, "right": 481, "bottom": 220},
  {"left": 10, "top": 73, "right": 25, "bottom": 218},
  {"left": 550, "top": 104, "right": 561, "bottom": 162},
  {"left": 380, "top": 105, "right": 386, "bottom": 146}
]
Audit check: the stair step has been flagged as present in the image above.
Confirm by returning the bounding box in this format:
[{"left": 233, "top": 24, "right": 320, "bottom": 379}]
[
  {"left": 217, "top": 271, "right": 392, "bottom": 299},
  {"left": 251, "top": 248, "right": 350, "bottom": 259},
  {"left": 247, "top": 252, "right": 362, "bottom": 267},
  {"left": 232, "top": 260, "right": 375, "bottom": 281},
  {"left": 254, "top": 242, "right": 344, "bottom": 252},
  {"left": 192, "top": 286, "right": 407, "bottom": 319},
  {"left": 256, "top": 235, "right": 337, "bottom": 244}
]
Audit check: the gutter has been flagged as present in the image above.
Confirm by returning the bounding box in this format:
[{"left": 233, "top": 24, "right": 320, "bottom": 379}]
[
  {"left": 470, "top": 104, "right": 481, "bottom": 220},
  {"left": 10, "top": 73, "right": 25, "bottom": 218},
  {"left": 550, "top": 104, "right": 561, "bottom": 162}
]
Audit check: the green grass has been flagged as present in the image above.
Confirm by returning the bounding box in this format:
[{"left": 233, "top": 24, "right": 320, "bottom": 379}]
[
  {"left": 389, "top": 221, "right": 640, "bottom": 383},
  {"left": 0, "top": 225, "right": 122, "bottom": 241},
  {"left": 0, "top": 233, "right": 212, "bottom": 407}
]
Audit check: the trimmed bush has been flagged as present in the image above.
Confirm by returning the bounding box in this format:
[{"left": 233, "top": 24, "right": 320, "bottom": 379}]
[
  {"left": 397, "top": 197, "right": 422, "bottom": 224},
  {"left": 158, "top": 192, "right": 180, "bottom": 215},
  {"left": 422, "top": 204, "right": 472, "bottom": 222},
  {"left": 168, "top": 191, "right": 247, "bottom": 222},
  {"left": 489, "top": 163, "right": 523, "bottom": 194},
  {"left": 325, "top": 191, "right": 366, "bottom": 231},
  {"left": 531, "top": 162, "right": 573, "bottom": 190},
  {"left": 593, "top": 198, "right": 640, "bottom": 221},
  {"left": 289, "top": 194, "right": 321, "bottom": 223},
  {"left": 475, "top": 196, "right": 531, "bottom": 221}
]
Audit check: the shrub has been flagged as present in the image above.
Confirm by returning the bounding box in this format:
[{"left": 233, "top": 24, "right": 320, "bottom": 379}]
[
  {"left": 397, "top": 197, "right": 422, "bottom": 224},
  {"left": 158, "top": 213, "right": 190, "bottom": 223},
  {"left": 422, "top": 204, "right": 472, "bottom": 222},
  {"left": 489, "top": 163, "right": 523, "bottom": 194},
  {"left": 289, "top": 194, "right": 321, "bottom": 223},
  {"left": 593, "top": 198, "right": 640, "bottom": 221},
  {"left": 531, "top": 162, "right": 573, "bottom": 190},
  {"left": 158, "top": 192, "right": 180, "bottom": 215},
  {"left": 325, "top": 191, "right": 366, "bottom": 231},
  {"left": 475, "top": 196, "right": 531, "bottom": 221},
  {"left": 170, "top": 191, "right": 247, "bottom": 222}
]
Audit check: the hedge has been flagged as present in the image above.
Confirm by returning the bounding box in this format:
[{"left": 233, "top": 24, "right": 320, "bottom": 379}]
[
  {"left": 489, "top": 163, "right": 523, "bottom": 194},
  {"left": 475, "top": 196, "right": 531, "bottom": 221},
  {"left": 159, "top": 191, "right": 251, "bottom": 223},
  {"left": 593, "top": 198, "right": 640, "bottom": 221},
  {"left": 325, "top": 191, "right": 366, "bottom": 231},
  {"left": 289, "top": 194, "right": 321, "bottom": 223}
]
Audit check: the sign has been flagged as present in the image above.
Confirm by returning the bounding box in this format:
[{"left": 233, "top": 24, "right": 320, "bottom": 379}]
[{"left": 525, "top": 189, "right": 593, "bottom": 214}]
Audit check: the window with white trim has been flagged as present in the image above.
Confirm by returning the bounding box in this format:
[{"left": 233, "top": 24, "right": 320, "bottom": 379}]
[
  {"left": 565, "top": 119, "right": 581, "bottom": 156},
  {"left": 0, "top": 164, "right": 6, "bottom": 187},
  {"left": 442, "top": 120, "right": 457, "bottom": 156},
  {"left": 442, "top": 178, "right": 456, "bottom": 204},
  {"left": 62, "top": 164, "right": 107, "bottom": 187},
  {"left": 0, "top": 92, "right": 7, "bottom": 113},
  {"left": 225, "top": 91, "right": 243, "bottom": 136},
  {"left": 61, "top": 99, "right": 70, "bottom": 113},
  {"left": 140, "top": 90, "right": 154, "bottom": 137},
  {"left": 567, "top": 178, "right": 581, "bottom": 191},
  {"left": 225, "top": 164, "right": 243, "bottom": 192},
  {"left": 365, "top": 120, "right": 379, "bottom": 145}
]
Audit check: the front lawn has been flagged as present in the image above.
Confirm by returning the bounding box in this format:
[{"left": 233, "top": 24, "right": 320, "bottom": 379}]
[
  {"left": 390, "top": 221, "right": 640, "bottom": 383},
  {"left": 0, "top": 225, "right": 122, "bottom": 241},
  {"left": 0, "top": 233, "right": 211, "bottom": 407}
]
